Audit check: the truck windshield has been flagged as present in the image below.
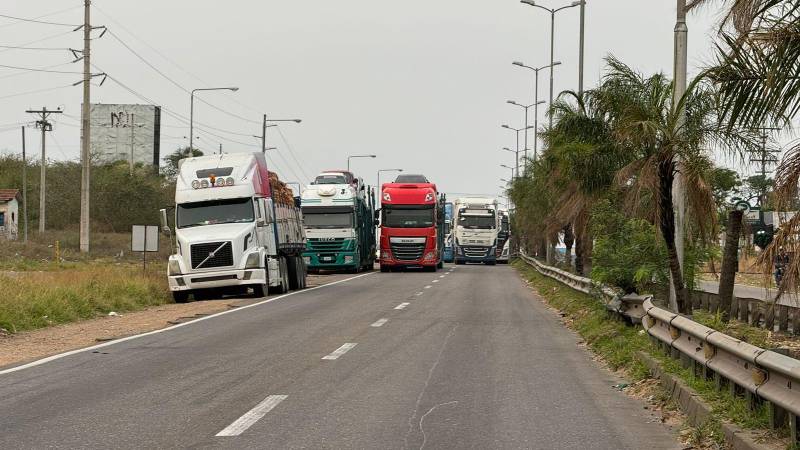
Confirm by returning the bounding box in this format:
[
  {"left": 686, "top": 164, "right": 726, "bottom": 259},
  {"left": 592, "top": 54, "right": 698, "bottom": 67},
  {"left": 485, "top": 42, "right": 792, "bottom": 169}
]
[
  {"left": 303, "top": 211, "right": 353, "bottom": 229},
  {"left": 383, "top": 206, "right": 434, "bottom": 228},
  {"left": 459, "top": 215, "right": 496, "bottom": 230},
  {"left": 177, "top": 198, "right": 254, "bottom": 228},
  {"left": 314, "top": 174, "right": 347, "bottom": 185}
]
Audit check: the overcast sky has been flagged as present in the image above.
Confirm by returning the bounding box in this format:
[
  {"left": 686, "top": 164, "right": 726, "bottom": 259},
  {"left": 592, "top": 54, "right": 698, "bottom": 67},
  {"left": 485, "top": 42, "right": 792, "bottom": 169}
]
[{"left": 0, "top": 1, "right": 732, "bottom": 201}]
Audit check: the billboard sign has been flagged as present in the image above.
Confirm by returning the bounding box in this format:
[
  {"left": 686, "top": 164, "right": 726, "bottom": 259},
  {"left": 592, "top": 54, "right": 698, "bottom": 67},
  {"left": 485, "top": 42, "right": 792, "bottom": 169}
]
[{"left": 90, "top": 104, "right": 161, "bottom": 168}]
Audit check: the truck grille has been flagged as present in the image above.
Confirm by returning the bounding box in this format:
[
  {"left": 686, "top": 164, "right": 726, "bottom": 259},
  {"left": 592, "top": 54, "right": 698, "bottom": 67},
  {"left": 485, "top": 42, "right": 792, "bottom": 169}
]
[
  {"left": 391, "top": 243, "right": 425, "bottom": 261},
  {"left": 307, "top": 238, "right": 347, "bottom": 251},
  {"left": 464, "top": 247, "right": 489, "bottom": 258},
  {"left": 191, "top": 241, "right": 233, "bottom": 269}
]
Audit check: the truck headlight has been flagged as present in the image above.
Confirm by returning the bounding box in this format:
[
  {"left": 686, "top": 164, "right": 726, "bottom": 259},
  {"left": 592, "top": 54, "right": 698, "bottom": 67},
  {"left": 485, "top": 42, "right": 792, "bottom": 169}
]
[
  {"left": 381, "top": 250, "right": 391, "bottom": 259},
  {"left": 245, "top": 252, "right": 262, "bottom": 269},
  {"left": 424, "top": 252, "right": 435, "bottom": 261},
  {"left": 344, "top": 255, "right": 354, "bottom": 263},
  {"left": 168, "top": 259, "right": 182, "bottom": 276}
]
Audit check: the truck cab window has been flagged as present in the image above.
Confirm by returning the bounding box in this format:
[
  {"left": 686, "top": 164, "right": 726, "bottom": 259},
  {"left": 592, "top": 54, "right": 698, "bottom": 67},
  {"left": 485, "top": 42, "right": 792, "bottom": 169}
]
[{"left": 177, "top": 198, "right": 255, "bottom": 228}]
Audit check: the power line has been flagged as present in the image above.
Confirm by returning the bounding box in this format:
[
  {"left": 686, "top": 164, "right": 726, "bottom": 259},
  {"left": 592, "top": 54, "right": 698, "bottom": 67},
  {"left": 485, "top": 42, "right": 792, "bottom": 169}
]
[
  {"left": 0, "top": 13, "right": 79, "bottom": 27},
  {"left": 274, "top": 126, "right": 311, "bottom": 182},
  {"left": 0, "top": 84, "right": 73, "bottom": 100},
  {"left": 0, "top": 6, "right": 82, "bottom": 30},
  {"left": 0, "top": 63, "right": 82, "bottom": 74},
  {"left": 0, "top": 61, "right": 76, "bottom": 80},
  {"left": 0, "top": 30, "right": 77, "bottom": 55},
  {"left": 0, "top": 44, "right": 71, "bottom": 51}
]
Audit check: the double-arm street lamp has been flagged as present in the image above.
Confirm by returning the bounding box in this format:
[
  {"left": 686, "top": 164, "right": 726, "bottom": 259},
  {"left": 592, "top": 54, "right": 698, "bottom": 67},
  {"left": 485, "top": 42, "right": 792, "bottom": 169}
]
[
  {"left": 507, "top": 100, "right": 545, "bottom": 162},
  {"left": 501, "top": 164, "right": 516, "bottom": 180},
  {"left": 261, "top": 116, "right": 301, "bottom": 154},
  {"left": 511, "top": 60, "right": 561, "bottom": 160},
  {"left": 520, "top": 0, "right": 582, "bottom": 131},
  {"left": 502, "top": 124, "right": 534, "bottom": 176},
  {"left": 190, "top": 87, "right": 239, "bottom": 151},
  {"left": 348, "top": 154, "right": 376, "bottom": 171}
]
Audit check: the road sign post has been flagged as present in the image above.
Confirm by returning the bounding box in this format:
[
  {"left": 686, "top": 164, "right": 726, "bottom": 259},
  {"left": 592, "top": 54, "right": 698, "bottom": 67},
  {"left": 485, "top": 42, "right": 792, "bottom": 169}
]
[{"left": 132, "top": 225, "right": 159, "bottom": 272}]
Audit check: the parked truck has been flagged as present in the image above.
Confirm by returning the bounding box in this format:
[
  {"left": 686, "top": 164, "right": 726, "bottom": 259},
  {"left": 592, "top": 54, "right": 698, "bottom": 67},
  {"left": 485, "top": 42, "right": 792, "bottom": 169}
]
[
  {"left": 496, "top": 209, "right": 511, "bottom": 264},
  {"left": 301, "top": 170, "right": 377, "bottom": 273},
  {"left": 443, "top": 202, "right": 454, "bottom": 263},
  {"left": 453, "top": 197, "right": 499, "bottom": 265},
  {"left": 162, "top": 152, "right": 307, "bottom": 302},
  {"left": 378, "top": 175, "right": 445, "bottom": 272}
]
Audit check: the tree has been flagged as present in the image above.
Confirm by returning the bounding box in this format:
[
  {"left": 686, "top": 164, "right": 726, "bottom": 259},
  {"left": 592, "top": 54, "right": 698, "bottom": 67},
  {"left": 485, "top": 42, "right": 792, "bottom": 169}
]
[{"left": 162, "top": 147, "right": 203, "bottom": 179}]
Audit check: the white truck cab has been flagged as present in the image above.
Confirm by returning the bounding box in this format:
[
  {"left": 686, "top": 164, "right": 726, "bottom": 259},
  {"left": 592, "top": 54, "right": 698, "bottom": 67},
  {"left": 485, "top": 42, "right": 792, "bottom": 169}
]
[
  {"left": 163, "top": 152, "right": 306, "bottom": 302},
  {"left": 453, "top": 197, "right": 499, "bottom": 265}
]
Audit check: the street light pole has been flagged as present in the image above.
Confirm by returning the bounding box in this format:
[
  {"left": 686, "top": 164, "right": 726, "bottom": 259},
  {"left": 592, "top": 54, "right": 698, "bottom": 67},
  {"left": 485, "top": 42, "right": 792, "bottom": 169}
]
[
  {"left": 347, "top": 154, "right": 377, "bottom": 172},
  {"left": 520, "top": 1, "right": 581, "bottom": 132},
  {"left": 508, "top": 100, "right": 545, "bottom": 164},
  {"left": 502, "top": 125, "right": 533, "bottom": 176},
  {"left": 189, "top": 87, "right": 239, "bottom": 152},
  {"left": 578, "top": 1, "right": 586, "bottom": 95},
  {"left": 377, "top": 169, "right": 403, "bottom": 193},
  {"left": 512, "top": 61, "right": 561, "bottom": 161},
  {"left": 260, "top": 116, "right": 301, "bottom": 154}
]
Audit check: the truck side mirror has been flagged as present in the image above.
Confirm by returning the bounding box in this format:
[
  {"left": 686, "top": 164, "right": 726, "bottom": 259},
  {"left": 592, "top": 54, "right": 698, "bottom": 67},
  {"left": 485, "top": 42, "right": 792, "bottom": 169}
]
[
  {"left": 159, "top": 209, "right": 171, "bottom": 235},
  {"left": 374, "top": 209, "right": 380, "bottom": 220}
]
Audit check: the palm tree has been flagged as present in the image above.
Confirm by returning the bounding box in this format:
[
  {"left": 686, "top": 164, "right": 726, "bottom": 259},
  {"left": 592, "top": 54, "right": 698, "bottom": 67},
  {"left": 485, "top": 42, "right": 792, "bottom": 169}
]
[{"left": 599, "top": 56, "right": 757, "bottom": 313}]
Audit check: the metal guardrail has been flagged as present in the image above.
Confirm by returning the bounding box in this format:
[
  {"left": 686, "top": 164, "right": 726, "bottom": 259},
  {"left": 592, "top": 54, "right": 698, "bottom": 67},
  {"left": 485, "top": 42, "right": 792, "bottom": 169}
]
[
  {"left": 643, "top": 298, "right": 800, "bottom": 442},
  {"left": 519, "top": 253, "right": 646, "bottom": 323},
  {"left": 518, "top": 253, "right": 800, "bottom": 442}
]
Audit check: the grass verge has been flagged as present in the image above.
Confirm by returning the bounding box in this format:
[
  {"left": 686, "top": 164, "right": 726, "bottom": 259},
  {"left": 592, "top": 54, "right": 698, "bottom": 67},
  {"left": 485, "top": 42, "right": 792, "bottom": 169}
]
[
  {"left": 0, "top": 264, "right": 170, "bottom": 334},
  {"left": 513, "top": 259, "right": 788, "bottom": 447}
]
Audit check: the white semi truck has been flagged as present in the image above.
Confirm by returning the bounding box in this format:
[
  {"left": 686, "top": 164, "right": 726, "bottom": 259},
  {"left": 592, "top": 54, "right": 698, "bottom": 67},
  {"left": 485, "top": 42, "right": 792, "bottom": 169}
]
[
  {"left": 452, "top": 197, "right": 499, "bottom": 265},
  {"left": 161, "top": 152, "right": 307, "bottom": 302}
]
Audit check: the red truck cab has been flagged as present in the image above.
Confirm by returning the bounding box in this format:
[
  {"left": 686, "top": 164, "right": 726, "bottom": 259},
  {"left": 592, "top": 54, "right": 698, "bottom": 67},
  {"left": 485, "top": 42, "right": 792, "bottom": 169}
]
[{"left": 379, "top": 179, "right": 444, "bottom": 272}]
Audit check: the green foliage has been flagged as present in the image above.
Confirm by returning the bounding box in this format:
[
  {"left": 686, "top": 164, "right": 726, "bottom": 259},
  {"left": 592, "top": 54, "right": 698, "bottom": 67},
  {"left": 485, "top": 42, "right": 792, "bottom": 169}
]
[
  {"left": 0, "top": 155, "right": 173, "bottom": 232},
  {"left": 161, "top": 146, "right": 203, "bottom": 179},
  {"left": 589, "top": 200, "right": 669, "bottom": 293}
]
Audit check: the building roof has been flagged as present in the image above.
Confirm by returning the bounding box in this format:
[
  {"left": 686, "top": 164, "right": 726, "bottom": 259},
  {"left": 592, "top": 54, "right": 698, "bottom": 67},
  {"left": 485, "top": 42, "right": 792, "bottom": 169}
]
[{"left": 0, "top": 189, "right": 21, "bottom": 203}]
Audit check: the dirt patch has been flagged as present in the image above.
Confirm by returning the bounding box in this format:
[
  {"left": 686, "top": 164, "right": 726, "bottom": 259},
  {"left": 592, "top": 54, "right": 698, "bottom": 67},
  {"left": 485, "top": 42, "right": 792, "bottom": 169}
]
[{"left": 0, "top": 273, "right": 356, "bottom": 369}]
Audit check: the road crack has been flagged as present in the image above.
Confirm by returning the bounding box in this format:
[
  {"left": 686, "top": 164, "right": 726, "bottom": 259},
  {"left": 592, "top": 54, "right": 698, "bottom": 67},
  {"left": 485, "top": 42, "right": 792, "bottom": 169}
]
[
  {"left": 402, "top": 324, "right": 458, "bottom": 450},
  {"left": 419, "top": 401, "right": 459, "bottom": 450}
]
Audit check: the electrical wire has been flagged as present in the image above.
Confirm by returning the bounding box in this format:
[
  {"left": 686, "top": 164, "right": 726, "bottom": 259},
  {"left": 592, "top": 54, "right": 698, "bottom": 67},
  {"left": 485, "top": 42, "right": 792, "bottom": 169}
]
[
  {"left": 0, "top": 84, "right": 73, "bottom": 100},
  {"left": 0, "top": 30, "right": 77, "bottom": 55},
  {"left": 0, "top": 11, "right": 80, "bottom": 27},
  {"left": 0, "top": 63, "right": 82, "bottom": 74},
  {"left": 0, "top": 44, "right": 72, "bottom": 51}
]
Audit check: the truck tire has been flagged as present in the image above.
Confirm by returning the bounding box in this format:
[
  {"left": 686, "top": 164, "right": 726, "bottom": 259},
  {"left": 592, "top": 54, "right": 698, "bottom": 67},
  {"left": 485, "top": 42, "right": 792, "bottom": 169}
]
[
  {"left": 287, "top": 256, "right": 300, "bottom": 290},
  {"left": 299, "top": 258, "right": 308, "bottom": 289},
  {"left": 380, "top": 264, "right": 390, "bottom": 273},
  {"left": 437, "top": 261, "right": 444, "bottom": 269},
  {"left": 252, "top": 282, "right": 267, "bottom": 298},
  {"left": 172, "top": 291, "right": 190, "bottom": 303},
  {"left": 269, "top": 257, "right": 289, "bottom": 295}
]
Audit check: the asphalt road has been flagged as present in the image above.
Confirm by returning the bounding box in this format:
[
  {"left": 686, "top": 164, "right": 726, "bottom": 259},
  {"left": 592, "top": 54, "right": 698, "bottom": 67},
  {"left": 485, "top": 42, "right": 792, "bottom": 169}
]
[
  {"left": 697, "top": 279, "right": 800, "bottom": 307},
  {"left": 0, "top": 264, "right": 679, "bottom": 449}
]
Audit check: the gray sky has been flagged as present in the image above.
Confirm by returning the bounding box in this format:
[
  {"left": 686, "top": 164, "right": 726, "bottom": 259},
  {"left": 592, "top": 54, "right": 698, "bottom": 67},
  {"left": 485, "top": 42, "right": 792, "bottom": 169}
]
[{"left": 0, "top": 1, "right": 727, "bottom": 201}]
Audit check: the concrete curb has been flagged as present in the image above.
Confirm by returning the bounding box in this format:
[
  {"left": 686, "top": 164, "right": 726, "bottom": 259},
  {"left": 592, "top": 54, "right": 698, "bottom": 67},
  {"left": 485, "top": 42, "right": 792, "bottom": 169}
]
[{"left": 637, "top": 351, "right": 778, "bottom": 450}]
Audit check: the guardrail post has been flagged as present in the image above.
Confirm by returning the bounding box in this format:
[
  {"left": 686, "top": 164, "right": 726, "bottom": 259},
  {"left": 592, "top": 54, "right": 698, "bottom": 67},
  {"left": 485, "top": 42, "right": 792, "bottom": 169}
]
[
  {"left": 765, "top": 304, "right": 776, "bottom": 331},
  {"left": 749, "top": 302, "right": 762, "bottom": 327},
  {"left": 791, "top": 412, "right": 799, "bottom": 445},
  {"left": 730, "top": 295, "right": 739, "bottom": 320},
  {"left": 769, "top": 401, "right": 787, "bottom": 430},
  {"left": 739, "top": 298, "right": 749, "bottom": 322}
]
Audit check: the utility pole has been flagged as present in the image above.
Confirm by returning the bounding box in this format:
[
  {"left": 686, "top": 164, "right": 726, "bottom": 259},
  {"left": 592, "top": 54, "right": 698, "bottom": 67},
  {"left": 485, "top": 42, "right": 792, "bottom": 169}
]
[
  {"left": 668, "top": 0, "right": 689, "bottom": 312},
  {"left": 578, "top": 1, "right": 586, "bottom": 96},
  {"left": 21, "top": 126, "right": 27, "bottom": 243},
  {"left": 129, "top": 113, "right": 135, "bottom": 174},
  {"left": 26, "top": 107, "right": 61, "bottom": 233},
  {"left": 79, "top": 0, "right": 92, "bottom": 253},
  {"left": 262, "top": 114, "right": 267, "bottom": 153},
  {"left": 749, "top": 127, "right": 781, "bottom": 211},
  {"left": 219, "top": 143, "right": 223, "bottom": 155}
]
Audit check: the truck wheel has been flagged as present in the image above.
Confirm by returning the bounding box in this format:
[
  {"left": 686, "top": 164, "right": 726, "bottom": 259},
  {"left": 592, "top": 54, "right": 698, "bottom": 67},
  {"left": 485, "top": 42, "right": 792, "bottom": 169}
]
[
  {"left": 287, "top": 256, "right": 300, "bottom": 290},
  {"left": 252, "top": 282, "right": 267, "bottom": 298},
  {"left": 380, "top": 264, "right": 390, "bottom": 273},
  {"left": 172, "top": 291, "right": 190, "bottom": 303},
  {"left": 437, "top": 261, "right": 444, "bottom": 269},
  {"left": 424, "top": 265, "right": 436, "bottom": 273},
  {"left": 455, "top": 260, "right": 465, "bottom": 265}
]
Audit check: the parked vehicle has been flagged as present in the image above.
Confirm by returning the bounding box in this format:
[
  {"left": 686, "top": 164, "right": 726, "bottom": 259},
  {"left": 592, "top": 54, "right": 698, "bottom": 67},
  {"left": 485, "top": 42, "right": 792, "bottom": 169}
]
[
  {"left": 496, "top": 209, "right": 511, "bottom": 264},
  {"left": 161, "top": 152, "right": 307, "bottom": 302},
  {"left": 443, "top": 202, "right": 454, "bottom": 263},
  {"left": 378, "top": 175, "right": 445, "bottom": 272},
  {"left": 453, "top": 197, "right": 499, "bottom": 265},
  {"left": 301, "top": 170, "right": 377, "bottom": 273}
]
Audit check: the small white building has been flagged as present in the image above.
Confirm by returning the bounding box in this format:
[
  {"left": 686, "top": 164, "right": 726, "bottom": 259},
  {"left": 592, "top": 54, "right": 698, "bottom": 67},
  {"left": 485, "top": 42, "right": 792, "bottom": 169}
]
[{"left": 0, "top": 189, "right": 21, "bottom": 240}]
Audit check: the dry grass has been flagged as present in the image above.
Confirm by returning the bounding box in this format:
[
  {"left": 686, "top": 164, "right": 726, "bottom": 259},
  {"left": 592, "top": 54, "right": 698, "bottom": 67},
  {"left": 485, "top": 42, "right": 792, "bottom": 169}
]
[{"left": 0, "top": 263, "right": 170, "bottom": 334}]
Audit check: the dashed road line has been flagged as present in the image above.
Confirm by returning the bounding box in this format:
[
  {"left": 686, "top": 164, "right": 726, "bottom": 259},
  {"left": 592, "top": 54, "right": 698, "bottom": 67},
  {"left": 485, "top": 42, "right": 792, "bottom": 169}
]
[
  {"left": 424, "top": 285, "right": 432, "bottom": 289},
  {"left": 216, "top": 395, "right": 288, "bottom": 437},
  {"left": 395, "top": 302, "right": 410, "bottom": 310},
  {"left": 439, "top": 275, "right": 445, "bottom": 278},
  {"left": 322, "top": 343, "right": 358, "bottom": 360},
  {"left": 432, "top": 280, "right": 439, "bottom": 283},
  {"left": 371, "top": 318, "right": 389, "bottom": 327},
  {"left": 416, "top": 292, "right": 424, "bottom": 296}
]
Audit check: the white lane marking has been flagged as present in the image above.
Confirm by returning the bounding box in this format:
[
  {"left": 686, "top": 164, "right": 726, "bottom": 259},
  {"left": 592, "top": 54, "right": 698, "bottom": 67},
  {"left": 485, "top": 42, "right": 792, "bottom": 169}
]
[
  {"left": 395, "top": 302, "right": 410, "bottom": 310},
  {"left": 216, "top": 395, "right": 287, "bottom": 437},
  {"left": 416, "top": 292, "right": 424, "bottom": 296},
  {"left": 424, "top": 285, "right": 432, "bottom": 289},
  {"left": 439, "top": 275, "right": 445, "bottom": 278},
  {"left": 371, "top": 318, "right": 389, "bottom": 327},
  {"left": 322, "top": 343, "right": 357, "bottom": 360},
  {"left": 0, "top": 272, "right": 376, "bottom": 376},
  {"left": 432, "top": 280, "right": 439, "bottom": 283}
]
